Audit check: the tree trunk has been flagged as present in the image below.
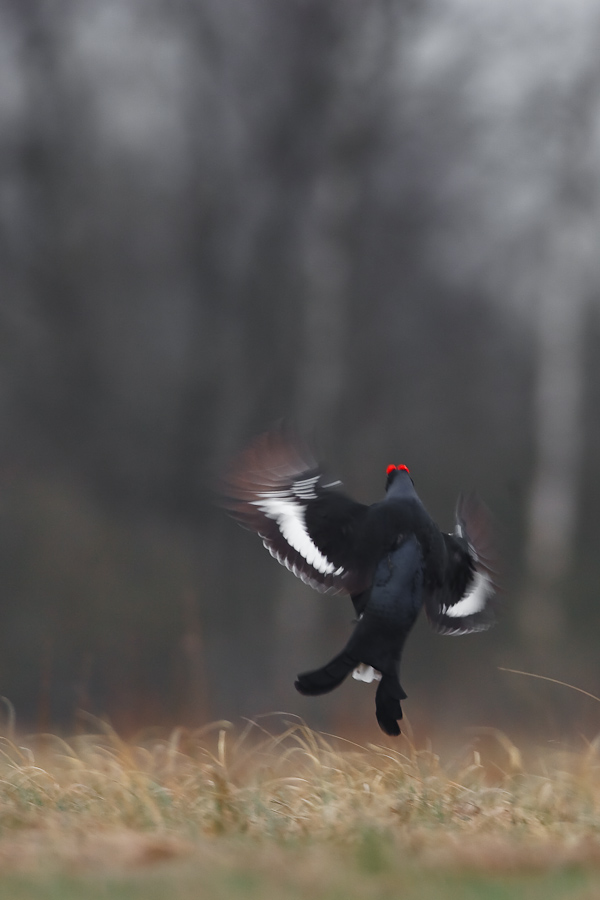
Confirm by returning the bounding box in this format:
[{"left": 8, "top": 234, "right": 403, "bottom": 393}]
[
  {"left": 521, "top": 231, "right": 587, "bottom": 645},
  {"left": 520, "top": 58, "right": 599, "bottom": 648}
]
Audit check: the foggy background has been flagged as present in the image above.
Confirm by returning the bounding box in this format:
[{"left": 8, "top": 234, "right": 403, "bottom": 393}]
[{"left": 1, "top": 0, "right": 599, "bottom": 742}]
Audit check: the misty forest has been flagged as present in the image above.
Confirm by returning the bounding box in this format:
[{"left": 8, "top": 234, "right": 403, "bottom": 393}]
[{"left": 1, "top": 0, "right": 600, "bottom": 743}]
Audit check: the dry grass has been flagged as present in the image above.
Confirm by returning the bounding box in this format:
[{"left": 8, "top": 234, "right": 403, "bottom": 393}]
[{"left": 0, "top": 713, "right": 598, "bottom": 884}]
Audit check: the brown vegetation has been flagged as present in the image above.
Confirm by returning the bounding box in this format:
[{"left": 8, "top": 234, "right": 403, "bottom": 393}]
[{"left": 0, "top": 718, "right": 599, "bottom": 877}]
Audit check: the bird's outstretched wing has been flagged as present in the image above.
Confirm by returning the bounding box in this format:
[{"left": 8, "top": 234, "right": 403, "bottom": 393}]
[
  {"left": 221, "top": 427, "right": 371, "bottom": 595},
  {"left": 424, "top": 493, "right": 497, "bottom": 635}
]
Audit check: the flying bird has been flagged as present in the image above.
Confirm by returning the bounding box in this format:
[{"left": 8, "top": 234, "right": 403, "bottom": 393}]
[{"left": 221, "top": 427, "right": 496, "bottom": 736}]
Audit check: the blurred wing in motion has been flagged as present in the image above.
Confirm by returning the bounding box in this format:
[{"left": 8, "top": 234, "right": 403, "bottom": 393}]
[
  {"left": 424, "top": 493, "right": 497, "bottom": 635},
  {"left": 221, "top": 427, "right": 371, "bottom": 595}
]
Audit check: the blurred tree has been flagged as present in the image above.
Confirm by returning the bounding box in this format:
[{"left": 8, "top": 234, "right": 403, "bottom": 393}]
[
  {"left": 0, "top": 0, "right": 598, "bottom": 735},
  {"left": 522, "top": 59, "right": 600, "bottom": 651}
]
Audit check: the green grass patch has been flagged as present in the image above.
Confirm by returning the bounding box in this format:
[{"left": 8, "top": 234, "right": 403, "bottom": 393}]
[{"left": 0, "top": 851, "right": 597, "bottom": 900}]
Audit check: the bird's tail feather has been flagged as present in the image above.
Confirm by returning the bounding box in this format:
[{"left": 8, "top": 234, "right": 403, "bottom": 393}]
[
  {"left": 295, "top": 651, "right": 357, "bottom": 696},
  {"left": 375, "top": 673, "right": 406, "bottom": 737}
]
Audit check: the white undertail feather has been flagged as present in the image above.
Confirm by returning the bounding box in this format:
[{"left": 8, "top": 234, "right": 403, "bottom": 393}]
[{"left": 352, "top": 664, "right": 382, "bottom": 683}]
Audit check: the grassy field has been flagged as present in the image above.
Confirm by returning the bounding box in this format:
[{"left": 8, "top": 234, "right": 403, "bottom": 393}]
[{"left": 0, "top": 717, "right": 599, "bottom": 898}]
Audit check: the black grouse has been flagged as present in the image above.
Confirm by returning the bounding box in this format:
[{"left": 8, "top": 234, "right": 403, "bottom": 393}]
[{"left": 222, "top": 427, "right": 496, "bottom": 736}]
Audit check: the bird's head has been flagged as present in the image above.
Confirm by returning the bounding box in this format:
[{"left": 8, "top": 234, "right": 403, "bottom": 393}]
[{"left": 385, "top": 463, "right": 412, "bottom": 490}]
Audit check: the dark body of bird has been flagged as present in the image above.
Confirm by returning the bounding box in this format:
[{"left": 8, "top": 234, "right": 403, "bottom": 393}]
[
  {"left": 222, "top": 428, "right": 496, "bottom": 737},
  {"left": 296, "top": 536, "right": 424, "bottom": 735}
]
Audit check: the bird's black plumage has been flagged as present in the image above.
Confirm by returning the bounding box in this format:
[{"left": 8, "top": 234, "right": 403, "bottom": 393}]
[
  {"left": 296, "top": 536, "right": 424, "bottom": 735},
  {"left": 222, "top": 427, "right": 497, "bottom": 736}
]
